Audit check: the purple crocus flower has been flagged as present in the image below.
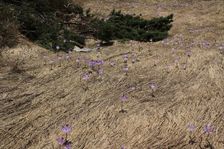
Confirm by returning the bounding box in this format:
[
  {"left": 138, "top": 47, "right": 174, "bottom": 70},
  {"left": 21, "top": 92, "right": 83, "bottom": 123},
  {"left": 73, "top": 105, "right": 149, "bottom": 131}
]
[
  {"left": 88, "top": 60, "right": 96, "bottom": 68},
  {"left": 219, "top": 46, "right": 224, "bottom": 50},
  {"left": 56, "top": 137, "right": 65, "bottom": 145},
  {"left": 187, "top": 123, "right": 196, "bottom": 132},
  {"left": 203, "top": 124, "right": 213, "bottom": 134},
  {"left": 120, "top": 95, "right": 128, "bottom": 102},
  {"left": 130, "top": 86, "right": 136, "bottom": 91},
  {"left": 123, "top": 54, "right": 128, "bottom": 62},
  {"left": 149, "top": 83, "right": 157, "bottom": 91},
  {"left": 123, "top": 66, "right": 128, "bottom": 72},
  {"left": 121, "top": 145, "right": 125, "bottom": 149},
  {"left": 182, "top": 63, "right": 187, "bottom": 70},
  {"left": 76, "top": 57, "right": 80, "bottom": 63},
  {"left": 61, "top": 124, "right": 72, "bottom": 134},
  {"left": 58, "top": 56, "right": 62, "bottom": 61},
  {"left": 132, "top": 58, "right": 136, "bottom": 63},
  {"left": 131, "top": 54, "right": 137, "bottom": 63},
  {"left": 64, "top": 142, "right": 72, "bottom": 149},
  {"left": 96, "top": 60, "right": 104, "bottom": 65},
  {"left": 98, "top": 68, "right": 104, "bottom": 75},
  {"left": 82, "top": 73, "right": 90, "bottom": 81},
  {"left": 65, "top": 54, "right": 70, "bottom": 60}
]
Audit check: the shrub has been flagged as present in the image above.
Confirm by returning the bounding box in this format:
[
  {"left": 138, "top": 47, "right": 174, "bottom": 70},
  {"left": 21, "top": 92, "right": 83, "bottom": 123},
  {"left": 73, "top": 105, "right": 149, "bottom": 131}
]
[
  {"left": 0, "top": 1, "right": 174, "bottom": 52},
  {"left": 92, "top": 10, "right": 173, "bottom": 42},
  {"left": 0, "top": 4, "right": 18, "bottom": 49},
  {"left": 1, "top": 0, "right": 85, "bottom": 52}
]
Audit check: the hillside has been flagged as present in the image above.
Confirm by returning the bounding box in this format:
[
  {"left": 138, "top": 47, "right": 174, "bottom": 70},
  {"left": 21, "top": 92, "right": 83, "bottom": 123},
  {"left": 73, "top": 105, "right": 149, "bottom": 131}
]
[{"left": 0, "top": 0, "right": 224, "bottom": 148}]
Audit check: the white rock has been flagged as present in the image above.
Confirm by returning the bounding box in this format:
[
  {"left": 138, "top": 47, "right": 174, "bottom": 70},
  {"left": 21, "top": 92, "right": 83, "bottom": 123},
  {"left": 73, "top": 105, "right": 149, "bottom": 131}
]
[{"left": 73, "top": 46, "right": 92, "bottom": 52}]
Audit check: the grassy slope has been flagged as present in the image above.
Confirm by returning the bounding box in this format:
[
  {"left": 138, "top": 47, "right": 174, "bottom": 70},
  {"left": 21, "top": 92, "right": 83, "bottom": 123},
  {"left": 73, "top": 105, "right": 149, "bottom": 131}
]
[{"left": 1, "top": 0, "right": 224, "bottom": 148}]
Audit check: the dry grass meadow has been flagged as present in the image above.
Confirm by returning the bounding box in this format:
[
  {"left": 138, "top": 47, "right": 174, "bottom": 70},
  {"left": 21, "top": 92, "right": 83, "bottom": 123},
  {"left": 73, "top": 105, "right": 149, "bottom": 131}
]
[{"left": 1, "top": 0, "right": 224, "bottom": 148}]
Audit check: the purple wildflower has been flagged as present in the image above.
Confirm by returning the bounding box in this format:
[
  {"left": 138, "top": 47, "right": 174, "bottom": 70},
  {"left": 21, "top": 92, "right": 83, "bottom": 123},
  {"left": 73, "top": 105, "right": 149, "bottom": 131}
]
[
  {"left": 149, "top": 83, "right": 157, "bottom": 91},
  {"left": 98, "top": 68, "right": 104, "bottom": 75},
  {"left": 203, "top": 124, "right": 214, "bottom": 134},
  {"left": 131, "top": 53, "right": 137, "bottom": 63},
  {"left": 132, "top": 58, "right": 136, "bottom": 63},
  {"left": 123, "top": 54, "right": 128, "bottom": 62},
  {"left": 182, "top": 63, "right": 187, "bottom": 70},
  {"left": 82, "top": 73, "right": 90, "bottom": 81},
  {"left": 76, "top": 57, "right": 80, "bottom": 63},
  {"left": 58, "top": 56, "right": 62, "bottom": 61},
  {"left": 61, "top": 124, "right": 72, "bottom": 134},
  {"left": 123, "top": 66, "right": 128, "bottom": 72},
  {"left": 219, "top": 45, "right": 224, "bottom": 50},
  {"left": 96, "top": 60, "right": 104, "bottom": 65},
  {"left": 56, "top": 137, "right": 65, "bottom": 145},
  {"left": 120, "top": 95, "right": 128, "bottom": 102},
  {"left": 202, "top": 41, "right": 210, "bottom": 48},
  {"left": 88, "top": 60, "right": 96, "bottom": 68},
  {"left": 64, "top": 142, "right": 72, "bottom": 149},
  {"left": 65, "top": 54, "right": 70, "bottom": 60},
  {"left": 130, "top": 86, "right": 136, "bottom": 91},
  {"left": 187, "top": 123, "right": 196, "bottom": 132},
  {"left": 121, "top": 145, "right": 125, "bottom": 149}
]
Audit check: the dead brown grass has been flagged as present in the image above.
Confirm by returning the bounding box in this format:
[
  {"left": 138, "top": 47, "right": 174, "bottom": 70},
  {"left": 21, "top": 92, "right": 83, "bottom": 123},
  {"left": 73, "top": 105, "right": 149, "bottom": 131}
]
[{"left": 1, "top": 0, "right": 224, "bottom": 149}]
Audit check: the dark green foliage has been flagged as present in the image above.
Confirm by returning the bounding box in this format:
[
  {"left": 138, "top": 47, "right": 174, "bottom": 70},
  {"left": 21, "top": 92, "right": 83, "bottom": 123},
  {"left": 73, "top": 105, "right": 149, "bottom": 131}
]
[
  {"left": 91, "top": 19, "right": 115, "bottom": 42},
  {"left": 93, "top": 10, "right": 173, "bottom": 42},
  {"left": 1, "top": 0, "right": 85, "bottom": 52},
  {"left": 0, "top": 4, "right": 18, "bottom": 49},
  {"left": 1, "top": 0, "right": 173, "bottom": 52}
]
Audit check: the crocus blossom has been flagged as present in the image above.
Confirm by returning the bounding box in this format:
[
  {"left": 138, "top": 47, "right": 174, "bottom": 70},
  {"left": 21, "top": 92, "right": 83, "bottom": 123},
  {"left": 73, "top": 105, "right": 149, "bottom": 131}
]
[
  {"left": 61, "top": 124, "right": 72, "bottom": 134},
  {"left": 149, "top": 83, "right": 157, "bottom": 91},
  {"left": 203, "top": 124, "right": 214, "bottom": 134},
  {"left": 56, "top": 137, "right": 65, "bottom": 145},
  {"left": 187, "top": 123, "right": 196, "bottom": 132},
  {"left": 82, "top": 73, "right": 90, "bottom": 81},
  {"left": 120, "top": 95, "right": 128, "bottom": 102}
]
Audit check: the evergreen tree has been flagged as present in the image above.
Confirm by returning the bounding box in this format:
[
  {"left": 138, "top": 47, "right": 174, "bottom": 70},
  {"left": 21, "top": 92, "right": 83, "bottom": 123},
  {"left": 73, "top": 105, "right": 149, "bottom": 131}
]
[{"left": 1, "top": 0, "right": 174, "bottom": 51}]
